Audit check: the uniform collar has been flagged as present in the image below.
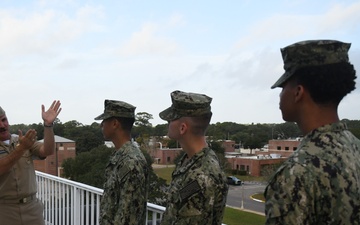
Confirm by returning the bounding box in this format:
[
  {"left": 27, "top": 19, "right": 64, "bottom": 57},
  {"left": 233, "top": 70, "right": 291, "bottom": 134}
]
[
  {"left": 172, "top": 147, "right": 210, "bottom": 176},
  {"left": 306, "top": 121, "right": 347, "bottom": 137}
]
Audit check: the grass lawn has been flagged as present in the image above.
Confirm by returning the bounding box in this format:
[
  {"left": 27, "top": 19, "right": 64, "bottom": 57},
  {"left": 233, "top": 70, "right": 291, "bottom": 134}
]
[
  {"left": 252, "top": 193, "right": 265, "bottom": 202},
  {"left": 223, "top": 207, "right": 265, "bottom": 225},
  {"left": 153, "top": 166, "right": 175, "bottom": 184}
]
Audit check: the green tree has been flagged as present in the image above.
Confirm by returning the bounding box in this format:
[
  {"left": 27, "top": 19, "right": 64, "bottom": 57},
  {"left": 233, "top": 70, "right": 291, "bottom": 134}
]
[
  {"left": 62, "top": 144, "right": 169, "bottom": 205},
  {"left": 153, "top": 124, "right": 168, "bottom": 136},
  {"left": 343, "top": 119, "right": 360, "bottom": 139},
  {"left": 135, "top": 112, "right": 153, "bottom": 127},
  {"left": 62, "top": 145, "right": 113, "bottom": 188},
  {"left": 61, "top": 120, "right": 104, "bottom": 154},
  {"left": 273, "top": 122, "right": 301, "bottom": 139},
  {"left": 209, "top": 141, "right": 230, "bottom": 170},
  {"left": 75, "top": 126, "right": 103, "bottom": 154},
  {"left": 133, "top": 112, "right": 154, "bottom": 148},
  {"left": 9, "top": 123, "right": 30, "bottom": 135}
]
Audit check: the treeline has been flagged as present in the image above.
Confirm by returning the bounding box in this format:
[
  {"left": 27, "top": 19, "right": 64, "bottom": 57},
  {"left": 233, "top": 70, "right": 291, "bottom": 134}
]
[
  {"left": 10, "top": 115, "right": 360, "bottom": 154},
  {"left": 9, "top": 114, "right": 360, "bottom": 205}
]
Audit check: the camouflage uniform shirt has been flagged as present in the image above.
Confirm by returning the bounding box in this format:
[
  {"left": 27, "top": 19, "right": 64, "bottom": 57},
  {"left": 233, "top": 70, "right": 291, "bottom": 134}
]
[
  {"left": 100, "top": 141, "right": 149, "bottom": 225},
  {"left": 265, "top": 122, "right": 360, "bottom": 225},
  {"left": 160, "top": 147, "right": 228, "bottom": 225}
]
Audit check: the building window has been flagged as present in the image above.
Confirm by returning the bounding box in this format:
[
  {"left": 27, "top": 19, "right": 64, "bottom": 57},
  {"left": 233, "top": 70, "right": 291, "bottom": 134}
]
[
  {"left": 277, "top": 146, "right": 281, "bottom": 150},
  {"left": 240, "top": 165, "right": 245, "bottom": 170},
  {"left": 167, "top": 157, "right": 171, "bottom": 162},
  {"left": 285, "top": 147, "right": 289, "bottom": 151},
  {"left": 293, "top": 147, "right": 297, "bottom": 151},
  {"left": 246, "top": 165, "right": 249, "bottom": 172}
]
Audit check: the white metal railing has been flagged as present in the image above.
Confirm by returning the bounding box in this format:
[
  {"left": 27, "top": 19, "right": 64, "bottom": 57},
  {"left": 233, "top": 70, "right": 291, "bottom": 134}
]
[{"left": 35, "top": 171, "right": 165, "bottom": 225}]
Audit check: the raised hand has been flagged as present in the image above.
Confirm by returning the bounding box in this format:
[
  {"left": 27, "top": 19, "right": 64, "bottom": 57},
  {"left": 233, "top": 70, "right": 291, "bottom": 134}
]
[{"left": 42, "top": 100, "right": 62, "bottom": 126}]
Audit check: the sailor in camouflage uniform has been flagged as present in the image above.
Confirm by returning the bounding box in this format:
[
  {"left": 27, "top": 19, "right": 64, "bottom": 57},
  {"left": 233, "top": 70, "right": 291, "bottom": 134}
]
[
  {"left": 265, "top": 40, "right": 360, "bottom": 225},
  {"left": 96, "top": 100, "right": 149, "bottom": 225},
  {"left": 159, "top": 90, "right": 228, "bottom": 225}
]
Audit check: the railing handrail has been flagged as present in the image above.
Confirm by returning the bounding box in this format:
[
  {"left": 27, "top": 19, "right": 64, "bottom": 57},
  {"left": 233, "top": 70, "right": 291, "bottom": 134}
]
[
  {"left": 36, "top": 171, "right": 104, "bottom": 194},
  {"left": 35, "top": 171, "right": 225, "bottom": 225},
  {"left": 35, "top": 171, "right": 166, "bottom": 225}
]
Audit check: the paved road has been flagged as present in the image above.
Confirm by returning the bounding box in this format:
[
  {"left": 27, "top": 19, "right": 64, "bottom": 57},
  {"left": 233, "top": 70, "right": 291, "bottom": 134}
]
[{"left": 226, "top": 182, "right": 266, "bottom": 215}]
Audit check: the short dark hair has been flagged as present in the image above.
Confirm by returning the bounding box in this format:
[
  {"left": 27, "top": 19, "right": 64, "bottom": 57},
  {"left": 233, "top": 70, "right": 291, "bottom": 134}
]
[
  {"left": 114, "top": 117, "right": 135, "bottom": 132},
  {"left": 187, "top": 113, "right": 212, "bottom": 136},
  {"left": 290, "top": 62, "right": 356, "bottom": 105}
]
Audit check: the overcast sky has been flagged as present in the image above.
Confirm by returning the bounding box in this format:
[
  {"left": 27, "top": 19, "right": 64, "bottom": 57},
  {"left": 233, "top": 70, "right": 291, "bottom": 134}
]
[{"left": 1, "top": 0, "right": 360, "bottom": 126}]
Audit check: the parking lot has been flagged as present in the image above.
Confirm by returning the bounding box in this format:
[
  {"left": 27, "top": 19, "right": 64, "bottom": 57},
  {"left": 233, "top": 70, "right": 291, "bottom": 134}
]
[{"left": 226, "top": 181, "right": 266, "bottom": 215}]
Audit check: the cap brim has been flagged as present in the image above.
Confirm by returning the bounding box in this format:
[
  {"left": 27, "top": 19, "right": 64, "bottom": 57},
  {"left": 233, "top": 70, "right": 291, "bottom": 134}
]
[
  {"left": 271, "top": 71, "right": 292, "bottom": 89},
  {"left": 94, "top": 113, "right": 112, "bottom": 120},
  {"left": 159, "top": 107, "right": 179, "bottom": 121}
]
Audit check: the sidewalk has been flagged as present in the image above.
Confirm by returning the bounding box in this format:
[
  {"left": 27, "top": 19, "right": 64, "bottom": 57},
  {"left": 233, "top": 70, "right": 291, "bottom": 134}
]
[{"left": 152, "top": 164, "right": 175, "bottom": 169}]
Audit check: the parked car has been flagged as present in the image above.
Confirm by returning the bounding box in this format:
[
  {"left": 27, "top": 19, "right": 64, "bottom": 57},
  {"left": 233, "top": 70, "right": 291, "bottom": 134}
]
[{"left": 227, "top": 176, "right": 242, "bottom": 185}]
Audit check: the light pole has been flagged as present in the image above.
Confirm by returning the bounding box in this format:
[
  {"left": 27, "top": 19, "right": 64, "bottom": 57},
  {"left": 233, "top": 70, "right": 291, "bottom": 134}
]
[{"left": 241, "top": 183, "right": 244, "bottom": 209}]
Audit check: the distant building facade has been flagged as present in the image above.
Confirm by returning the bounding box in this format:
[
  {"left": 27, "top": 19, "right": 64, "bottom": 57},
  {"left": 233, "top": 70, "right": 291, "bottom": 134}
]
[
  {"left": 151, "top": 138, "right": 301, "bottom": 174},
  {"left": 226, "top": 139, "right": 301, "bottom": 176},
  {"left": 151, "top": 148, "right": 183, "bottom": 165},
  {"left": 227, "top": 155, "right": 286, "bottom": 177},
  {"left": 268, "top": 139, "right": 301, "bottom": 157},
  {"left": 34, "top": 135, "right": 76, "bottom": 176},
  {"left": 222, "top": 140, "right": 236, "bottom": 152}
]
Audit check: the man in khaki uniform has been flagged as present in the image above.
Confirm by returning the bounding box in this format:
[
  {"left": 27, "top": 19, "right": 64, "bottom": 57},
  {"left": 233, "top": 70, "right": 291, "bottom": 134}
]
[{"left": 0, "top": 101, "right": 62, "bottom": 225}]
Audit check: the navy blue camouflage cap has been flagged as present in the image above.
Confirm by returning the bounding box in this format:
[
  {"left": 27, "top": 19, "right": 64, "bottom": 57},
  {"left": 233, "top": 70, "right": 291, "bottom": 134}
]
[
  {"left": 94, "top": 99, "right": 136, "bottom": 120},
  {"left": 271, "top": 40, "right": 351, "bottom": 89},
  {"left": 159, "top": 90, "right": 212, "bottom": 121},
  {"left": 0, "top": 106, "right": 5, "bottom": 117}
]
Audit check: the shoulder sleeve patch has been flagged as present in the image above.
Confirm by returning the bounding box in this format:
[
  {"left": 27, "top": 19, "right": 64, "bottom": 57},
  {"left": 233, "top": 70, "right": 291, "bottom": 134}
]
[
  {"left": 118, "top": 165, "right": 131, "bottom": 180},
  {"left": 179, "top": 180, "right": 201, "bottom": 201}
]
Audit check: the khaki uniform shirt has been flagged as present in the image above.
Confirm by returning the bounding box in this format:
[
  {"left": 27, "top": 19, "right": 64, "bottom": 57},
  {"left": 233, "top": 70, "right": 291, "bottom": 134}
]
[
  {"left": 0, "top": 134, "right": 45, "bottom": 225},
  {"left": 265, "top": 122, "right": 360, "bottom": 225},
  {"left": 100, "top": 141, "right": 149, "bottom": 225},
  {"left": 161, "top": 147, "right": 228, "bottom": 225},
  {"left": 0, "top": 134, "right": 43, "bottom": 200}
]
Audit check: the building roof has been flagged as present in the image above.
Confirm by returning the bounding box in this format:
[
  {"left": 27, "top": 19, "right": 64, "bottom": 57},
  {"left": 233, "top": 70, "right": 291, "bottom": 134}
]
[{"left": 39, "top": 135, "right": 75, "bottom": 143}]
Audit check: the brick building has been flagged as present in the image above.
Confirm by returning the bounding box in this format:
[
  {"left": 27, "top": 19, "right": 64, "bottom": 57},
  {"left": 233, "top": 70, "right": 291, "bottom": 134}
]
[
  {"left": 226, "top": 139, "right": 301, "bottom": 176},
  {"left": 151, "top": 148, "right": 183, "bottom": 165},
  {"left": 268, "top": 139, "right": 301, "bottom": 157},
  {"left": 222, "top": 140, "right": 236, "bottom": 152},
  {"left": 227, "top": 155, "right": 286, "bottom": 176},
  {"left": 34, "top": 135, "right": 76, "bottom": 177}
]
